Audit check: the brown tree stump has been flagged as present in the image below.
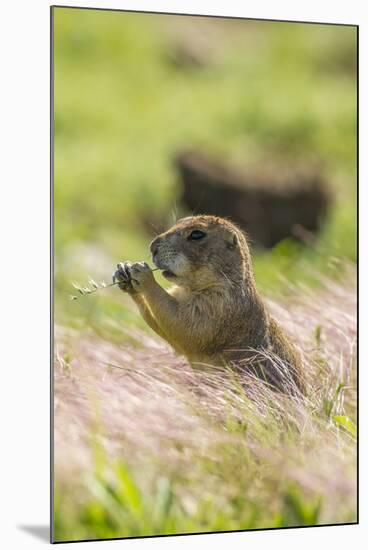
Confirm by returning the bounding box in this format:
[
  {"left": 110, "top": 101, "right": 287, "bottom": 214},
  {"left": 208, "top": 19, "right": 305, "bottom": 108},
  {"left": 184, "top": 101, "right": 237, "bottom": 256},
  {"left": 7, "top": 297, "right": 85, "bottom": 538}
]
[{"left": 175, "top": 150, "right": 332, "bottom": 248}]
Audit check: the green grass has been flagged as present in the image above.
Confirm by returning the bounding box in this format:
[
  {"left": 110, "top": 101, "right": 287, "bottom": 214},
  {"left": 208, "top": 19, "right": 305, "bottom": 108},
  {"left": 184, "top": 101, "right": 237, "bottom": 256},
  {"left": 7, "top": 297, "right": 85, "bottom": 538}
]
[
  {"left": 54, "top": 456, "right": 330, "bottom": 541},
  {"left": 53, "top": 277, "right": 357, "bottom": 541}
]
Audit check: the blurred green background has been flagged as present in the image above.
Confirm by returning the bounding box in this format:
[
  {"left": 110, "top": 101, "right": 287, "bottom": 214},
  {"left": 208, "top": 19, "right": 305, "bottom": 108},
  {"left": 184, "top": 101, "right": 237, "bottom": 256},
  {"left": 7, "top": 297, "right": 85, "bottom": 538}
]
[{"left": 54, "top": 8, "right": 357, "bottom": 333}]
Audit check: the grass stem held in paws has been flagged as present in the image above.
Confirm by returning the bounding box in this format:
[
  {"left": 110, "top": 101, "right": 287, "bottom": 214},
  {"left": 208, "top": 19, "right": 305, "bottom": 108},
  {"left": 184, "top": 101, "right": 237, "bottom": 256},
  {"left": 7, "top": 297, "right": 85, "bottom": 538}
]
[{"left": 70, "top": 268, "right": 159, "bottom": 301}]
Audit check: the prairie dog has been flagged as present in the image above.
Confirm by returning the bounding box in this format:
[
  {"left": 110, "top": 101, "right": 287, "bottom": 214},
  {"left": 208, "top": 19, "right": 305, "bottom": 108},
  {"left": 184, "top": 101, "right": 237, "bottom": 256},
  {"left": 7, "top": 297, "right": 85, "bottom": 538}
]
[{"left": 114, "top": 215, "right": 304, "bottom": 393}]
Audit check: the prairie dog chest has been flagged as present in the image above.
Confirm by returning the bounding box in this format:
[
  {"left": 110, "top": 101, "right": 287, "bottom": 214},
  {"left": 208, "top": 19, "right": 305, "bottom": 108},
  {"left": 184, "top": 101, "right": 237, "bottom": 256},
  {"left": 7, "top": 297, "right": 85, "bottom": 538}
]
[{"left": 170, "top": 286, "right": 231, "bottom": 319}]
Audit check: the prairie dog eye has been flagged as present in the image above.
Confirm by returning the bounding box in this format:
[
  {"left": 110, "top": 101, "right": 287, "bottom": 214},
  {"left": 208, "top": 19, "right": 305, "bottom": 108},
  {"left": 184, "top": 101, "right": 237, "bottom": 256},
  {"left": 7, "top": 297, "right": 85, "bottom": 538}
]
[{"left": 188, "top": 229, "right": 207, "bottom": 241}]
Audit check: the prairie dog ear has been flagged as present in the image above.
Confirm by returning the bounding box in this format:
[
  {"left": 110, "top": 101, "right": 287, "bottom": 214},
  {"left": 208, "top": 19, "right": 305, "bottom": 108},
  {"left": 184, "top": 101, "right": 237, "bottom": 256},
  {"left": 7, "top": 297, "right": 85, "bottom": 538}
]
[{"left": 226, "top": 233, "right": 238, "bottom": 250}]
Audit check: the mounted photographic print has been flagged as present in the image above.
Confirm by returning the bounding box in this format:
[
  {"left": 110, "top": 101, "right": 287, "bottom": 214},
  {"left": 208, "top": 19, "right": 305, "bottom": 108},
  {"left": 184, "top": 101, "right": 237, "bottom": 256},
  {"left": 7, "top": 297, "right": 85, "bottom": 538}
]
[{"left": 51, "top": 6, "right": 358, "bottom": 543}]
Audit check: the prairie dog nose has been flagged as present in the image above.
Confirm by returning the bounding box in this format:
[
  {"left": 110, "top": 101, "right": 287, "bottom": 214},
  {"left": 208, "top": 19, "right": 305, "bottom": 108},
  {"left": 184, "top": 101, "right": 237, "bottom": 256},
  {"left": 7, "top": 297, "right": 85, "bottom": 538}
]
[{"left": 150, "top": 236, "right": 162, "bottom": 256}]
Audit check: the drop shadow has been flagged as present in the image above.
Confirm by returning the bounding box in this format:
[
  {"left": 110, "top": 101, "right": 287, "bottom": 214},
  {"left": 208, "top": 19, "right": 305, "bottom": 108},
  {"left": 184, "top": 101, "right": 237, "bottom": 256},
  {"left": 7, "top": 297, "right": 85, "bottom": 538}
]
[{"left": 18, "top": 525, "right": 50, "bottom": 543}]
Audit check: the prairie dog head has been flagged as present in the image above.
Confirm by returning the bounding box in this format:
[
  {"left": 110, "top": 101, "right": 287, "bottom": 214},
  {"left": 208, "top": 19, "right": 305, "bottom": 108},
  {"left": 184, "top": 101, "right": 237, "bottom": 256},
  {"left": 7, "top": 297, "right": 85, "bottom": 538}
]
[{"left": 150, "top": 215, "right": 253, "bottom": 290}]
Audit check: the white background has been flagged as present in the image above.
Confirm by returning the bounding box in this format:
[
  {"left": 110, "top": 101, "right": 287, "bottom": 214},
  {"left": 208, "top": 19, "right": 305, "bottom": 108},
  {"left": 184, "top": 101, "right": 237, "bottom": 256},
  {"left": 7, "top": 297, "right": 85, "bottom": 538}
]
[{"left": 0, "top": 0, "right": 366, "bottom": 548}]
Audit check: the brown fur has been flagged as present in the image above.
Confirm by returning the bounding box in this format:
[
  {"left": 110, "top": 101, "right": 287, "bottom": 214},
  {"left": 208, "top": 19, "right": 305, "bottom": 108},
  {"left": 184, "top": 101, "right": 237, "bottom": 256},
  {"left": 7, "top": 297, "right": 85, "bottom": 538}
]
[{"left": 115, "top": 215, "right": 305, "bottom": 393}]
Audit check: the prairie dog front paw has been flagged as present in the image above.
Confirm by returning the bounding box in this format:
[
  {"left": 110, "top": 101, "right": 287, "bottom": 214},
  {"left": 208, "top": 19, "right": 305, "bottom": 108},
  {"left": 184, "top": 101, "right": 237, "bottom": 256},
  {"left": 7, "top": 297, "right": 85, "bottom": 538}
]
[
  {"left": 129, "top": 262, "right": 155, "bottom": 292},
  {"left": 113, "top": 261, "right": 134, "bottom": 292}
]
